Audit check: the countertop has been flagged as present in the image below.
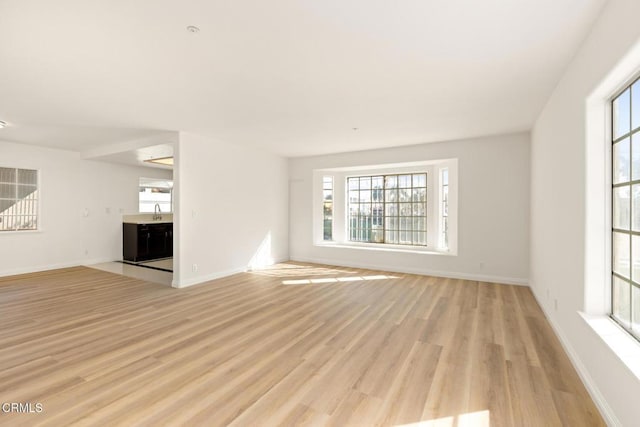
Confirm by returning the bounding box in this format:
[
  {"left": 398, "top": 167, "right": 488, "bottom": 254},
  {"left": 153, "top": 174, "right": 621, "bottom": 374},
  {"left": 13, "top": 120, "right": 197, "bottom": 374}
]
[
  {"left": 123, "top": 220, "right": 173, "bottom": 225},
  {"left": 122, "top": 213, "right": 174, "bottom": 225}
]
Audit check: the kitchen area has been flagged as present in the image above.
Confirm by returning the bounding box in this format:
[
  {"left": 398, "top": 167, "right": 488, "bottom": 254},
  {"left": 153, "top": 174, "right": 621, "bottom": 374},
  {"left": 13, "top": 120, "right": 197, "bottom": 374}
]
[
  {"left": 88, "top": 141, "right": 175, "bottom": 286},
  {"left": 122, "top": 177, "right": 174, "bottom": 272},
  {"left": 122, "top": 215, "right": 173, "bottom": 271}
]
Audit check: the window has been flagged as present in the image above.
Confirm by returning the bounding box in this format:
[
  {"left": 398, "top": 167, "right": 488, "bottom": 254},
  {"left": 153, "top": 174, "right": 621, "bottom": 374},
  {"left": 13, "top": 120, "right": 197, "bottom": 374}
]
[
  {"left": 139, "top": 178, "right": 173, "bottom": 213},
  {"left": 441, "top": 168, "right": 449, "bottom": 249},
  {"left": 314, "top": 160, "right": 457, "bottom": 254},
  {"left": 347, "top": 173, "right": 427, "bottom": 246},
  {"left": 323, "top": 176, "right": 333, "bottom": 240},
  {"left": 0, "top": 167, "right": 38, "bottom": 232},
  {"left": 611, "top": 77, "right": 640, "bottom": 340}
]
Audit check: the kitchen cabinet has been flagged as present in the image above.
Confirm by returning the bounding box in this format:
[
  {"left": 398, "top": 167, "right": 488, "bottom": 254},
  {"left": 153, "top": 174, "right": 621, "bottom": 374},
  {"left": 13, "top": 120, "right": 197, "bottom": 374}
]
[{"left": 123, "top": 222, "right": 173, "bottom": 262}]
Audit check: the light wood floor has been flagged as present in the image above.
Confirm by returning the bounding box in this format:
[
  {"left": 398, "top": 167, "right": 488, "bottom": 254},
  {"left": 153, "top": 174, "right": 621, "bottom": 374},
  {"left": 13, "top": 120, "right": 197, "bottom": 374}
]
[{"left": 0, "top": 263, "right": 604, "bottom": 426}]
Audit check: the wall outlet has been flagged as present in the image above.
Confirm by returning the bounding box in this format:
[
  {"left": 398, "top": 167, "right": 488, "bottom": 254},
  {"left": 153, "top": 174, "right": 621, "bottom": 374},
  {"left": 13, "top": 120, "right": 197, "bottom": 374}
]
[
  {"left": 84, "top": 249, "right": 89, "bottom": 256},
  {"left": 105, "top": 207, "right": 111, "bottom": 214},
  {"left": 479, "top": 262, "right": 485, "bottom": 270},
  {"left": 192, "top": 264, "right": 198, "bottom": 273}
]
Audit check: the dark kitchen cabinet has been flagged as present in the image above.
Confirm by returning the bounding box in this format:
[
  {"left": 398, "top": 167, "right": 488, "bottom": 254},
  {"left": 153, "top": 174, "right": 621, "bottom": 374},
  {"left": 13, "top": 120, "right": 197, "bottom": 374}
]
[{"left": 123, "top": 222, "right": 173, "bottom": 262}]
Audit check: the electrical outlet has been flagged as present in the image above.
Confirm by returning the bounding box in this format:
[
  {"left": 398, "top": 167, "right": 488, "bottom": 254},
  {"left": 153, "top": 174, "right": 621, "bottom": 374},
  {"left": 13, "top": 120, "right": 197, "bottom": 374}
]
[
  {"left": 84, "top": 249, "right": 89, "bottom": 256},
  {"left": 105, "top": 207, "right": 111, "bottom": 214},
  {"left": 479, "top": 262, "right": 485, "bottom": 270},
  {"left": 192, "top": 264, "right": 198, "bottom": 273}
]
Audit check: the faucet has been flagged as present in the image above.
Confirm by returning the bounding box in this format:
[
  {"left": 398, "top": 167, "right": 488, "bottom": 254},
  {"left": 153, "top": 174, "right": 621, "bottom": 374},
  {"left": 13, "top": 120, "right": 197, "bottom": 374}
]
[{"left": 153, "top": 203, "right": 162, "bottom": 221}]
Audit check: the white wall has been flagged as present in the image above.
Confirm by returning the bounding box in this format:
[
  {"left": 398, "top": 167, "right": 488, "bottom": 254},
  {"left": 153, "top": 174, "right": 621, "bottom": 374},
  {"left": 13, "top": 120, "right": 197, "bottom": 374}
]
[
  {"left": 289, "top": 132, "right": 530, "bottom": 285},
  {"left": 531, "top": 1, "right": 640, "bottom": 425},
  {"left": 173, "top": 132, "right": 289, "bottom": 287},
  {"left": 0, "top": 140, "right": 172, "bottom": 277}
]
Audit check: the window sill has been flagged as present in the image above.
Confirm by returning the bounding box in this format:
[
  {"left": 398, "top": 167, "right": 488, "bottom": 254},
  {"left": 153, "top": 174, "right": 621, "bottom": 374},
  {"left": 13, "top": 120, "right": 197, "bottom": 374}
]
[
  {"left": 580, "top": 312, "right": 640, "bottom": 380},
  {"left": 0, "top": 229, "right": 42, "bottom": 235},
  {"left": 314, "top": 241, "right": 456, "bottom": 256}
]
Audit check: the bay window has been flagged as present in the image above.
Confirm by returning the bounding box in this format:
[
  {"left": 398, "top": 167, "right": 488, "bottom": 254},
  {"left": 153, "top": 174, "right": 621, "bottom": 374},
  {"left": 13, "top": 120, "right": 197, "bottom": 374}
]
[{"left": 314, "top": 160, "right": 457, "bottom": 254}]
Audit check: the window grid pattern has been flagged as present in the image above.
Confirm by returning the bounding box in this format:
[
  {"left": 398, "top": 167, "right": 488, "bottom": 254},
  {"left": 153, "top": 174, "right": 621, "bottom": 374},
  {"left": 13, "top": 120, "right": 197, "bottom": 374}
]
[
  {"left": 611, "top": 76, "right": 640, "bottom": 341},
  {"left": 348, "top": 173, "right": 427, "bottom": 246},
  {"left": 0, "top": 167, "right": 38, "bottom": 231},
  {"left": 323, "top": 176, "right": 333, "bottom": 240}
]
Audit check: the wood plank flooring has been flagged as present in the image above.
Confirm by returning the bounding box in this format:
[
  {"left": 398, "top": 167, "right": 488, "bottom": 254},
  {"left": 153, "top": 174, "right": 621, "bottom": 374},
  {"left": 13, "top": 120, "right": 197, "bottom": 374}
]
[{"left": 0, "top": 262, "right": 604, "bottom": 426}]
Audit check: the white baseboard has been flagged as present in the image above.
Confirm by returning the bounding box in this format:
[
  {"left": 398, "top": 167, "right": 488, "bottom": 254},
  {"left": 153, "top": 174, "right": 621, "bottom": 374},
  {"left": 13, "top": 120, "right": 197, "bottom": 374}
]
[
  {"left": 289, "top": 256, "right": 529, "bottom": 286},
  {"left": 83, "top": 257, "right": 120, "bottom": 267},
  {"left": 530, "top": 287, "right": 620, "bottom": 427},
  {"left": 173, "top": 267, "right": 246, "bottom": 288},
  {"left": 0, "top": 257, "right": 115, "bottom": 278},
  {"left": 173, "top": 257, "right": 289, "bottom": 288}
]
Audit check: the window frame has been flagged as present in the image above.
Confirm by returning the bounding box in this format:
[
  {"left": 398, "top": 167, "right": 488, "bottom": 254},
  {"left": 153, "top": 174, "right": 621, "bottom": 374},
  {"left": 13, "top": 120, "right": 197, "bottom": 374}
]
[
  {"left": 582, "top": 39, "right": 640, "bottom": 384},
  {"left": 346, "top": 172, "right": 428, "bottom": 247},
  {"left": 322, "top": 176, "right": 334, "bottom": 241},
  {"left": 0, "top": 167, "right": 40, "bottom": 232},
  {"left": 313, "top": 160, "right": 457, "bottom": 255},
  {"left": 610, "top": 75, "right": 640, "bottom": 341}
]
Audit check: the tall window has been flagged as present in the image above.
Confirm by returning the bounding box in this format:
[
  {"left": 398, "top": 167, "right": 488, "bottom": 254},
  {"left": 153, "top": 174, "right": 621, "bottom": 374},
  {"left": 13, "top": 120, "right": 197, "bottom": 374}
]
[
  {"left": 0, "top": 167, "right": 38, "bottom": 231},
  {"left": 611, "top": 77, "right": 640, "bottom": 339},
  {"left": 323, "top": 176, "right": 333, "bottom": 240},
  {"left": 139, "top": 178, "right": 173, "bottom": 213},
  {"left": 348, "top": 173, "right": 427, "bottom": 246},
  {"left": 441, "top": 168, "right": 449, "bottom": 249}
]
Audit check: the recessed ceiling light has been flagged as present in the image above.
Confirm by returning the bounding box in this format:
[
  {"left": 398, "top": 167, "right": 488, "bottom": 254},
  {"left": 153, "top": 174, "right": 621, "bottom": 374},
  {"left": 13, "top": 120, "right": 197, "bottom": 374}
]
[
  {"left": 0, "top": 121, "right": 7, "bottom": 129},
  {"left": 352, "top": 127, "right": 359, "bottom": 131},
  {"left": 186, "top": 26, "right": 200, "bottom": 34},
  {"left": 144, "top": 156, "right": 174, "bottom": 166}
]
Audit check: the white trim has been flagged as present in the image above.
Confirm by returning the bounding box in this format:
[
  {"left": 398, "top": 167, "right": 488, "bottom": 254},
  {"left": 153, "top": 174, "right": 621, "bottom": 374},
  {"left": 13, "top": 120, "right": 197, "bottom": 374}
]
[
  {"left": 0, "top": 166, "right": 41, "bottom": 233},
  {"left": 314, "top": 159, "right": 458, "bottom": 255},
  {"left": 579, "top": 312, "right": 640, "bottom": 381},
  {"left": 0, "top": 257, "right": 115, "bottom": 278},
  {"left": 172, "top": 257, "right": 289, "bottom": 288},
  {"left": 290, "top": 256, "right": 528, "bottom": 286},
  {"left": 0, "top": 229, "right": 43, "bottom": 235},
  {"left": 313, "top": 242, "right": 454, "bottom": 256},
  {"left": 531, "top": 290, "right": 621, "bottom": 427},
  {"left": 584, "top": 36, "right": 640, "bottom": 316},
  {"left": 172, "top": 267, "right": 246, "bottom": 288}
]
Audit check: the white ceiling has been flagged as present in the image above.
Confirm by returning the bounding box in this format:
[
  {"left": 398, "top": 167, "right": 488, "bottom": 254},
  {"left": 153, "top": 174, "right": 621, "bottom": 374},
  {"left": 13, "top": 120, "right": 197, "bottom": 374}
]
[
  {"left": 0, "top": 0, "right": 606, "bottom": 157},
  {"left": 0, "top": 124, "right": 170, "bottom": 152},
  {"left": 91, "top": 143, "right": 174, "bottom": 170}
]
